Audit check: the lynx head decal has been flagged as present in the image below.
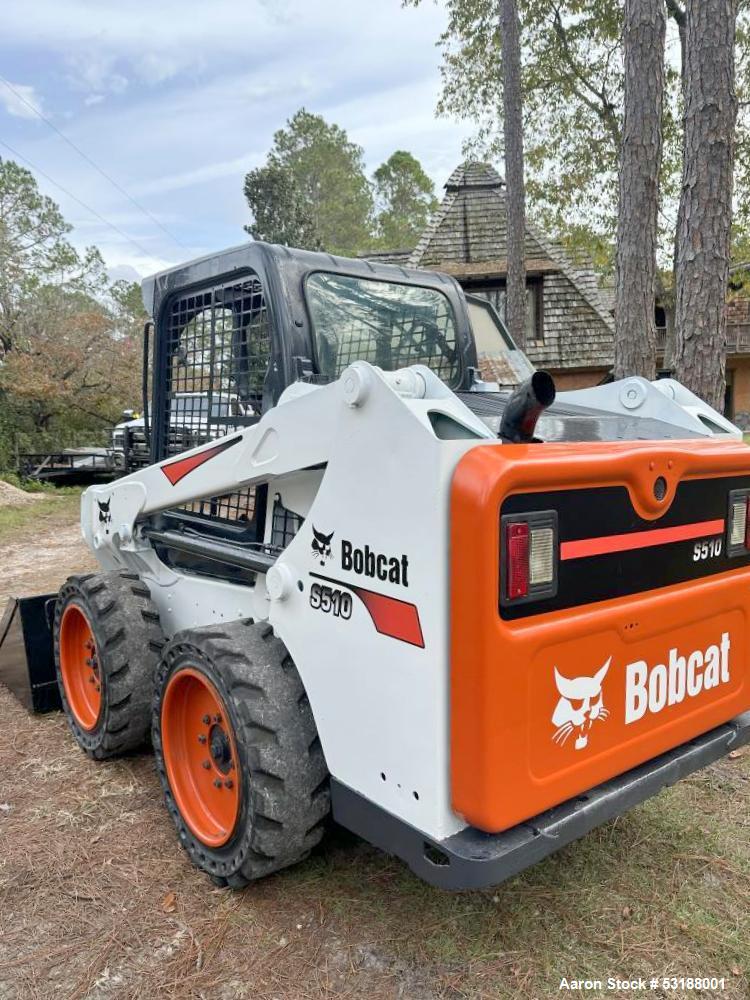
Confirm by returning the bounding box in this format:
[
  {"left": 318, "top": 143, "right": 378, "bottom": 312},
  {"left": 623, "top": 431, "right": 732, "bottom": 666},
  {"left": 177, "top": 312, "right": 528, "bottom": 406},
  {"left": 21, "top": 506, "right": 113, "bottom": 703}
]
[
  {"left": 551, "top": 657, "right": 611, "bottom": 751},
  {"left": 311, "top": 526, "right": 334, "bottom": 566},
  {"left": 97, "top": 498, "right": 112, "bottom": 525}
]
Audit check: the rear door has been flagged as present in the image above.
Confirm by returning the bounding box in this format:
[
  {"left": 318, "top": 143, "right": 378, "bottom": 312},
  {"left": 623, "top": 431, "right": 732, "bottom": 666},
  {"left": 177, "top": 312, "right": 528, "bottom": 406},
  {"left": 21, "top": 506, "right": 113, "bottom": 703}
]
[{"left": 450, "top": 438, "right": 750, "bottom": 833}]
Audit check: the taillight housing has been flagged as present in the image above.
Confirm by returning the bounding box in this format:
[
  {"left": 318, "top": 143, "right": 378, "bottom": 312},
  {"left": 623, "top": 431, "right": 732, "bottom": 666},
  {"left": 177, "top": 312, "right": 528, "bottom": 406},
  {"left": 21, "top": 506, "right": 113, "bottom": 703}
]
[
  {"left": 501, "top": 510, "right": 558, "bottom": 605},
  {"left": 727, "top": 489, "right": 750, "bottom": 557}
]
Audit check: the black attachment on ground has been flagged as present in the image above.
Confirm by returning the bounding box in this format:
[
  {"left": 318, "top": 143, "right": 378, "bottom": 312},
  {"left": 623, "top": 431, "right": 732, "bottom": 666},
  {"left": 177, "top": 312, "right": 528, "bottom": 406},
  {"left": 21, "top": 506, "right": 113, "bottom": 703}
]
[{"left": 0, "top": 594, "right": 60, "bottom": 712}]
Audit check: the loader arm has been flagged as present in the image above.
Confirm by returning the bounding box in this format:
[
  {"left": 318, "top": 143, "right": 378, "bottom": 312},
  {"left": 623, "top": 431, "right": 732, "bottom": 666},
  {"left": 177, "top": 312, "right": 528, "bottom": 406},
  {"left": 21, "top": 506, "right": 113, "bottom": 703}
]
[{"left": 81, "top": 363, "right": 490, "bottom": 591}]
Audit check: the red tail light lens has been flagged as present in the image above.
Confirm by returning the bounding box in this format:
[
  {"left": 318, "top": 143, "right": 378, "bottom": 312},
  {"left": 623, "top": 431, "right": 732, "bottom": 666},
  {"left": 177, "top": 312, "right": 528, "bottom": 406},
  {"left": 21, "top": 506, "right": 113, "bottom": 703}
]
[
  {"left": 501, "top": 511, "right": 558, "bottom": 605},
  {"left": 506, "top": 521, "right": 529, "bottom": 599}
]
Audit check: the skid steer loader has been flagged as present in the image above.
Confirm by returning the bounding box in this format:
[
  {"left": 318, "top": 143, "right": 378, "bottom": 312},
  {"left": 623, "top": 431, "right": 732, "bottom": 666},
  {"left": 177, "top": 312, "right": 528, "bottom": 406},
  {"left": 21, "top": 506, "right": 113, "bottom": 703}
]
[{"left": 2, "top": 241, "right": 750, "bottom": 890}]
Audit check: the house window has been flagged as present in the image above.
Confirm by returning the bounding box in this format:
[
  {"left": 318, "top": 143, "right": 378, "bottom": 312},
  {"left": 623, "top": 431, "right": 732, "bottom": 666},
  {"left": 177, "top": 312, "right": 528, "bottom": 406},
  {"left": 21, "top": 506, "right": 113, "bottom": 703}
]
[{"left": 468, "top": 279, "right": 543, "bottom": 343}]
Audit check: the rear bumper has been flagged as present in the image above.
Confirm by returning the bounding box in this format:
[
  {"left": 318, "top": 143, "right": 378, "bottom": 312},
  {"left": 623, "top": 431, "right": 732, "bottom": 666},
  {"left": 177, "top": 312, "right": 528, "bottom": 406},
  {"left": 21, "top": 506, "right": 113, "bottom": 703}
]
[{"left": 332, "top": 710, "right": 750, "bottom": 890}]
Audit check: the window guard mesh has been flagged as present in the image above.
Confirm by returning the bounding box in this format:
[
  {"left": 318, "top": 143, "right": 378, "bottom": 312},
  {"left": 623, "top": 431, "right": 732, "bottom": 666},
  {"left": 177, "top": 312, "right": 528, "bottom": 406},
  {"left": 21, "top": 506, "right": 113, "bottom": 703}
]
[{"left": 161, "top": 273, "right": 270, "bottom": 532}]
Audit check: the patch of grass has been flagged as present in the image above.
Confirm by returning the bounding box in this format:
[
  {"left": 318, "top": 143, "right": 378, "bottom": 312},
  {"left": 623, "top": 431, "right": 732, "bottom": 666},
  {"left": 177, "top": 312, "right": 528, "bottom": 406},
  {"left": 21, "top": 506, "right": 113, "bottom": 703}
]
[
  {"left": 1, "top": 471, "right": 81, "bottom": 495},
  {"left": 279, "top": 753, "right": 750, "bottom": 999},
  {"left": 0, "top": 492, "right": 81, "bottom": 542}
]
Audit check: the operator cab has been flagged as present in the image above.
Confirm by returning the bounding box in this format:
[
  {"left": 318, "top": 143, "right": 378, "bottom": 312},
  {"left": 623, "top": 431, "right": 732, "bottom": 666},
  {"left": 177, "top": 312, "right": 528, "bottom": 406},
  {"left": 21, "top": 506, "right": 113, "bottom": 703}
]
[
  {"left": 141, "top": 241, "right": 481, "bottom": 467},
  {"left": 140, "top": 242, "right": 483, "bottom": 572}
]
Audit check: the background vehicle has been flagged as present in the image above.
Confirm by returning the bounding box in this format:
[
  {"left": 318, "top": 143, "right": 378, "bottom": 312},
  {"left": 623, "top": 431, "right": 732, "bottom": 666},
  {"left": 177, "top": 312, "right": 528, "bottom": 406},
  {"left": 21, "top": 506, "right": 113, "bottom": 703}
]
[
  {"left": 2, "top": 242, "right": 748, "bottom": 890},
  {"left": 111, "top": 393, "right": 251, "bottom": 471}
]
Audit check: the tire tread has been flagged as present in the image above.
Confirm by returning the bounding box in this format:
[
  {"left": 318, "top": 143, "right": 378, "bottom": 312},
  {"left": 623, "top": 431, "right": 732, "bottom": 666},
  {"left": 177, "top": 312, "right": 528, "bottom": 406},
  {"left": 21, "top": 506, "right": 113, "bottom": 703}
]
[{"left": 152, "top": 619, "right": 330, "bottom": 884}]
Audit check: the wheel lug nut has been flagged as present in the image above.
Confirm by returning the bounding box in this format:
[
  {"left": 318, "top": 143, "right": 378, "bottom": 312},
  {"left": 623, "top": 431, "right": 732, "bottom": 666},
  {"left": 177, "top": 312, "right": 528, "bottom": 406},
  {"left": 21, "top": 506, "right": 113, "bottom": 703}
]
[
  {"left": 224, "top": 779, "right": 233, "bottom": 789},
  {"left": 198, "top": 734, "right": 207, "bottom": 744},
  {"left": 202, "top": 760, "right": 211, "bottom": 770},
  {"left": 213, "top": 714, "right": 221, "bottom": 724},
  {"left": 213, "top": 778, "right": 223, "bottom": 788},
  {"left": 202, "top": 714, "right": 210, "bottom": 725}
]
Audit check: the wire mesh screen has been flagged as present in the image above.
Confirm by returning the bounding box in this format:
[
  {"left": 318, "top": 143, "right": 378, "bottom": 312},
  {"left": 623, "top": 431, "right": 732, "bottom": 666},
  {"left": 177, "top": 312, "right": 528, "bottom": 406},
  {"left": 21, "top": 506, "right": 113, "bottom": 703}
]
[
  {"left": 179, "top": 487, "right": 258, "bottom": 525},
  {"left": 270, "top": 494, "right": 304, "bottom": 550},
  {"left": 306, "top": 273, "right": 460, "bottom": 386},
  {"left": 161, "top": 273, "right": 270, "bottom": 535},
  {"left": 161, "top": 273, "right": 269, "bottom": 457}
]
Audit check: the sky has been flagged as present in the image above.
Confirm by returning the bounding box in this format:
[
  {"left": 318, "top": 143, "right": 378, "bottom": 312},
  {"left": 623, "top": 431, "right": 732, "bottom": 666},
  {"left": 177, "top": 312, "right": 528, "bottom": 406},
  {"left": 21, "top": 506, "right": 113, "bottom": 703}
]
[{"left": 0, "top": 0, "right": 475, "bottom": 282}]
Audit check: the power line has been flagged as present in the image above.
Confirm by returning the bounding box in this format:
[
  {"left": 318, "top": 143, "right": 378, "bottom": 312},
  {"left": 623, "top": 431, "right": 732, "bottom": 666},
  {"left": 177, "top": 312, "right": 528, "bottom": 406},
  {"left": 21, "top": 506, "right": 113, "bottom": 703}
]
[
  {"left": 0, "top": 75, "right": 189, "bottom": 250},
  {"left": 0, "top": 137, "right": 156, "bottom": 259}
]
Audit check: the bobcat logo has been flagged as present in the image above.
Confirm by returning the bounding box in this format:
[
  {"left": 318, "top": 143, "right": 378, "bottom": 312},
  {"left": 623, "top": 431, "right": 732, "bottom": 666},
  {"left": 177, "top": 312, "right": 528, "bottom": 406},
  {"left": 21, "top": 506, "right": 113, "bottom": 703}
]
[
  {"left": 551, "top": 658, "right": 611, "bottom": 751},
  {"left": 311, "top": 526, "right": 334, "bottom": 566},
  {"left": 97, "top": 498, "right": 112, "bottom": 526}
]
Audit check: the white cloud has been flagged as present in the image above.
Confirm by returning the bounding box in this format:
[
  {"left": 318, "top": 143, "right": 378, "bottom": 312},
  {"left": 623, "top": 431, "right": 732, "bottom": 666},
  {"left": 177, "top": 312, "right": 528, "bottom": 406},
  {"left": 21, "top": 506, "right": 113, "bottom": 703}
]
[
  {"left": 0, "top": 79, "right": 44, "bottom": 119},
  {"left": 2, "top": 0, "right": 466, "bottom": 275},
  {"left": 133, "top": 153, "right": 262, "bottom": 198},
  {"left": 65, "top": 53, "right": 129, "bottom": 97},
  {"left": 4, "top": 0, "right": 449, "bottom": 92}
]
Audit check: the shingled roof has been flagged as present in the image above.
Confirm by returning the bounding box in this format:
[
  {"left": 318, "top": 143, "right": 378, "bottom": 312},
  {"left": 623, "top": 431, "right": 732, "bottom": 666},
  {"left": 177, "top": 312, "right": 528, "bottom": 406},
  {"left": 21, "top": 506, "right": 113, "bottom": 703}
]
[{"left": 408, "top": 163, "right": 615, "bottom": 370}]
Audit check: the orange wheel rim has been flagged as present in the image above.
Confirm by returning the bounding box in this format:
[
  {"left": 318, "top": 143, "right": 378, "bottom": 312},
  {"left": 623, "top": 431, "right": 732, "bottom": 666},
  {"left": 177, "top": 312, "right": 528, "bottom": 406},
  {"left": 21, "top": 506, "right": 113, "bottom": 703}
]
[
  {"left": 161, "top": 667, "right": 241, "bottom": 848},
  {"left": 59, "top": 603, "right": 102, "bottom": 731}
]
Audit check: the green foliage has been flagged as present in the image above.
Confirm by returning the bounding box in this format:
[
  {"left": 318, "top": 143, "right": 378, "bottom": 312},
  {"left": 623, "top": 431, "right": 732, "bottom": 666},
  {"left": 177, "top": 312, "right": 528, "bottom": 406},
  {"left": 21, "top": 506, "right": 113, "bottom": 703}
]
[
  {"left": 0, "top": 156, "right": 141, "bottom": 472},
  {"left": 0, "top": 489, "right": 81, "bottom": 540},
  {"left": 0, "top": 158, "right": 81, "bottom": 353},
  {"left": 244, "top": 109, "right": 374, "bottom": 256},
  {"left": 373, "top": 150, "right": 438, "bottom": 249},
  {"left": 1, "top": 471, "right": 80, "bottom": 495},
  {"left": 109, "top": 279, "right": 148, "bottom": 338},
  {"left": 405, "top": 0, "right": 748, "bottom": 269},
  {"left": 244, "top": 161, "right": 320, "bottom": 251}
]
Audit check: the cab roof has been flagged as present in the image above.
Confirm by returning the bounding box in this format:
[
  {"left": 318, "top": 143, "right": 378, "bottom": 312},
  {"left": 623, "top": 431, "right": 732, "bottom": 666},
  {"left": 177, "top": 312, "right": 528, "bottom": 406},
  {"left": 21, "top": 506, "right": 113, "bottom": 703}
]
[{"left": 141, "top": 240, "right": 463, "bottom": 319}]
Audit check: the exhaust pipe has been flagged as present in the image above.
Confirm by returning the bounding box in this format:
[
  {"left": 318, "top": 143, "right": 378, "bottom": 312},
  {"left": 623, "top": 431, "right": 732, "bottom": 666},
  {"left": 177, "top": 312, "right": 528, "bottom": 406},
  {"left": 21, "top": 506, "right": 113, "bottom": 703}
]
[{"left": 499, "top": 370, "right": 556, "bottom": 443}]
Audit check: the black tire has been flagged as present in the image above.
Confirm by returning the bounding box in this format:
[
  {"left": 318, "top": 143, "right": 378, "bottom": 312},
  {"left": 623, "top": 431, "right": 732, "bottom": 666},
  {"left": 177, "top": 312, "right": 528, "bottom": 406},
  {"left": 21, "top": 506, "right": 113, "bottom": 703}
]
[
  {"left": 153, "top": 620, "right": 330, "bottom": 886},
  {"left": 54, "top": 572, "right": 165, "bottom": 759}
]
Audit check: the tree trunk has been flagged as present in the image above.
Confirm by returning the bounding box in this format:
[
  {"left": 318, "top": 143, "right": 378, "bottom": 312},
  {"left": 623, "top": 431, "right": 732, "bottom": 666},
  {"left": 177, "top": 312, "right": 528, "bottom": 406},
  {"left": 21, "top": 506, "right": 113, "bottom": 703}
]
[
  {"left": 614, "top": 0, "right": 666, "bottom": 381},
  {"left": 674, "top": 0, "right": 738, "bottom": 411},
  {"left": 663, "top": 0, "right": 686, "bottom": 372},
  {"left": 499, "top": 0, "right": 526, "bottom": 349}
]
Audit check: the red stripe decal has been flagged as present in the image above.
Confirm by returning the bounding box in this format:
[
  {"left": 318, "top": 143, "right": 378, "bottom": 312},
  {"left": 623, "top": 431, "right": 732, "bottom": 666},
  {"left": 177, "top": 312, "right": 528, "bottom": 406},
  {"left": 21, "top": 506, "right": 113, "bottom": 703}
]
[
  {"left": 161, "top": 436, "right": 239, "bottom": 486},
  {"left": 351, "top": 586, "right": 425, "bottom": 648},
  {"left": 310, "top": 573, "right": 425, "bottom": 648},
  {"left": 560, "top": 518, "right": 725, "bottom": 561}
]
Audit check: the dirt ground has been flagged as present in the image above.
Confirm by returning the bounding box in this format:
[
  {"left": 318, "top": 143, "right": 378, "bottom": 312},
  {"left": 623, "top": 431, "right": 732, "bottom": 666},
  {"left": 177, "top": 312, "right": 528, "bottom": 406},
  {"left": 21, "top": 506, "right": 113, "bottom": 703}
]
[{"left": 0, "top": 497, "right": 748, "bottom": 1000}]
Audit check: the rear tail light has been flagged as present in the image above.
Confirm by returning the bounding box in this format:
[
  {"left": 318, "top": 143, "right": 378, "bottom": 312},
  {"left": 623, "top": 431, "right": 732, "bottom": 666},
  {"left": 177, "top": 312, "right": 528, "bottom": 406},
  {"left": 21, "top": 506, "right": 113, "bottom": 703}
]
[
  {"left": 727, "top": 489, "right": 750, "bottom": 557},
  {"left": 501, "top": 511, "right": 558, "bottom": 605},
  {"left": 506, "top": 522, "right": 529, "bottom": 598}
]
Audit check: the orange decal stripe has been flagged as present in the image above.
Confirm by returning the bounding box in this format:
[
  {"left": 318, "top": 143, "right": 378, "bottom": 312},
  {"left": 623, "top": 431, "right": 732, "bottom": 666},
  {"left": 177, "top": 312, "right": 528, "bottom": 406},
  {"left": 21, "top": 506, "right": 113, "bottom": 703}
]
[{"left": 560, "top": 518, "right": 725, "bottom": 561}]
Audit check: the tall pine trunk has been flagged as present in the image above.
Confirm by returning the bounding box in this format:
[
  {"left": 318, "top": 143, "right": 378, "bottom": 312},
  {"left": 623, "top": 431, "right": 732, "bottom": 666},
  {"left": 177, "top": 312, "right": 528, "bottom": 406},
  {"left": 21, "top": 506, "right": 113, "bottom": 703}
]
[
  {"left": 663, "top": 0, "right": 686, "bottom": 372},
  {"left": 614, "top": 0, "right": 666, "bottom": 380},
  {"left": 499, "top": 0, "right": 526, "bottom": 349},
  {"left": 674, "top": 0, "right": 738, "bottom": 410}
]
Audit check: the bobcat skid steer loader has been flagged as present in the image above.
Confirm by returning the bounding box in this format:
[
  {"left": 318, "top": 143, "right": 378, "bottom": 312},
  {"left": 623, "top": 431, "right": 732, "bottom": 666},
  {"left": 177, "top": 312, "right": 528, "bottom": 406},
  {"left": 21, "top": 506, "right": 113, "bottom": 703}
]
[{"left": 2, "top": 242, "right": 750, "bottom": 890}]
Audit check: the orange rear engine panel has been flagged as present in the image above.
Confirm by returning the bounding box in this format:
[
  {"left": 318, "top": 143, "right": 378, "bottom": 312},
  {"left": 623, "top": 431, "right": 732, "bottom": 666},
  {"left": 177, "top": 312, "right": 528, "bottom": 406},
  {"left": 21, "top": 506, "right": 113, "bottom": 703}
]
[{"left": 450, "top": 439, "right": 750, "bottom": 834}]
